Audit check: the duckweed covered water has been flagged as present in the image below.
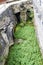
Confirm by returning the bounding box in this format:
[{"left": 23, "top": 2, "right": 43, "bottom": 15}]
[{"left": 6, "top": 21, "right": 43, "bottom": 65}]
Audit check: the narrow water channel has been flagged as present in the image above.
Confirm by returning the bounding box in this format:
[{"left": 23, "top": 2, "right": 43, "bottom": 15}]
[{"left": 5, "top": 20, "right": 43, "bottom": 65}]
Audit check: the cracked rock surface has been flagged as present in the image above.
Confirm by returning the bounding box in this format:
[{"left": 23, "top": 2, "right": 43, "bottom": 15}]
[{"left": 0, "top": 6, "right": 17, "bottom": 65}]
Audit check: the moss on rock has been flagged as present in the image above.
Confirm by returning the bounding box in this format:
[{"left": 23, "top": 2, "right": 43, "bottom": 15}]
[{"left": 5, "top": 21, "right": 43, "bottom": 65}]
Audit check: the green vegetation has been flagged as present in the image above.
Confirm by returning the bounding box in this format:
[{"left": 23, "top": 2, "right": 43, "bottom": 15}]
[
  {"left": 5, "top": 21, "right": 43, "bottom": 65},
  {"left": 0, "top": 44, "right": 2, "bottom": 49},
  {"left": 5, "top": 8, "right": 43, "bottom": 65},
  {"left": 27, "top": 8, "right": 34, "bottom": 22}
]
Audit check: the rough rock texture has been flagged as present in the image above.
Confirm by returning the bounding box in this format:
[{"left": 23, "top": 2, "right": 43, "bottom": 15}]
[
  {"left": 12, "top": 1, "right": 33, "bottom": 22},
  {"left": 0, "top": 7, "right": 17, "bottom": 65},
  {"left": 0, "top": 1, "right": 33, "bottom": 65}
]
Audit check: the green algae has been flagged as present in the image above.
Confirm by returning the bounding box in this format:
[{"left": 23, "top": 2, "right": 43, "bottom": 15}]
[{"left": 5, "top": 21, "right": 43, "bottom": 65}]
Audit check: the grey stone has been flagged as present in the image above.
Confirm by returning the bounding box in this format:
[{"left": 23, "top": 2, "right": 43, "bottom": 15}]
[
  {"left": 6, "top": 22, "right": 14, "bottom": 46},
  {"left": 0, "top": 35, "right": 6, "bottom": 56},
  {"left": 0, "top": 1, "right": 33, "bottom": 65},
  {"left": 1, "top": 31, "right": 9, "bottom": 45},
  {"left": 0, "top": 6, "right": 17, "bottom": 65}
]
